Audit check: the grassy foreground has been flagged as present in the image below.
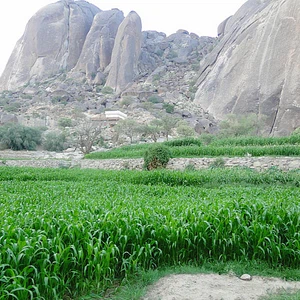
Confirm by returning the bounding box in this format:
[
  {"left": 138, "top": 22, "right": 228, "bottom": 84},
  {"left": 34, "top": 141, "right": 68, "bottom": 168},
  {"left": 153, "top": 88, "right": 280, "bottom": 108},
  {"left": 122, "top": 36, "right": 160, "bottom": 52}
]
[{"left": 0, "top": 167, "right": 299, "bottom": 299}]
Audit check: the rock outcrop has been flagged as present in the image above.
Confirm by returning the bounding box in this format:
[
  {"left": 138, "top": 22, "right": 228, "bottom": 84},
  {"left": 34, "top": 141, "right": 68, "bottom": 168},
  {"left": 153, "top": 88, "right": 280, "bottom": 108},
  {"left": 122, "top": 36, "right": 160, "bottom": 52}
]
[
  {"left": 0, "top": 0, "right": 100, "bottom": 90},
  {"left": 105, "top": 11, "right": 142, "bottom": 93},
  {"left": 74, "top": 9, "right": 124, "bottom": 83},
  {"left": 194, "top": 0, "right": 300, "bottom": 136}
]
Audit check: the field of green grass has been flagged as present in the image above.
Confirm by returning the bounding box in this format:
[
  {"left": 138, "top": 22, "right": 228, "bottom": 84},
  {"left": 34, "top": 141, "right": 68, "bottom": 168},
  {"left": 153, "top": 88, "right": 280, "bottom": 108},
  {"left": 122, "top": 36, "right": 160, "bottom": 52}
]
[
  {"left": 0, "top": 166, "right": 300, "bottom": 299},
  {"left": 85, "top": 136, "right": 300, "bottom": 160}
]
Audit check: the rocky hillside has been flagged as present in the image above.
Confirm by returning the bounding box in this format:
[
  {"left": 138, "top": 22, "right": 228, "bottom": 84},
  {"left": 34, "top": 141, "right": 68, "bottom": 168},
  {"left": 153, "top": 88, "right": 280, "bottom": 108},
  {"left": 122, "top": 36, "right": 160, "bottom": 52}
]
[
  {"left": 195, "top": 0, "right": 300, "bottom": 136},
  {"left": 0, "top": 0, "right": 299, "bottom": 137}
]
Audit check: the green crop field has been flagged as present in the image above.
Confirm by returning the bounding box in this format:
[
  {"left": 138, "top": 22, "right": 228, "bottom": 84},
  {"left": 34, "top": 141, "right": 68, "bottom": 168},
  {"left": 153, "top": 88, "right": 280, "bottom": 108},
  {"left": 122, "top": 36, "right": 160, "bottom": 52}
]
[
  {"left": 85, "top": 136, "right": 300, "bottom": 160},
  {"left": 0, "top": 167, "right": 299, "bottom": 299}
]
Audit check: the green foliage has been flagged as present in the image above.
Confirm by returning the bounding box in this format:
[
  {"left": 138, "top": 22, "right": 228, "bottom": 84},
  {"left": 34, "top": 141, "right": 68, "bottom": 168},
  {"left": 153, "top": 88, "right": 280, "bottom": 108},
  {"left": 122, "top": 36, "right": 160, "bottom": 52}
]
[
  {"left": 85, "top": 136, "right": 300, "bottom": 160},
  {"left": 42, "top": 131, "right": 67, "bottom": 152},
  {"left": 291, "top": 127, "right": 300, "bottom": 136},
  {"left": 3, "top": 102, "right": 21, "bottom": 112},
  {"left": 167, "top": 50, "right": 178, "bottom": 59},
  {"left": 219, "top": 114, "right": 266, "bottom": 137},
  {"left": 148, "top": 95, "right": 163, "bottom": 104},
  {"left": 176, "top": 123, "right": 195, "bottom": 137},
  {"left": 209, "top": 157, "right": 226, "bottom": 169},
  {"left": 163, "top": 102, "right": 175, "bottom": 113},
  {"left": 155, "top": 114, "right": 180, "bottom": 141},
  {"left": 20, "top": 93, "right": 33, "bottom": 100},
  {"left": 211, "top": 135, "right": 300, "bottom": 147},
  {"left": 120, "top": 96, "right": 134, "bottom": 107},
  {"left": 164, "top": 137, "right": 202, "bottom": 147},
  {"left": 0, "top": 123, "right": 42, "bottom": 150},
  {"left": 58, "top": 117, "right": 73, "bottom": 128},
  {"left": 0, "top": 167, "right": 299, "bottom": 299},
  {"left": 102, "top": 86, "right": 114, "bottom": 94},
  {"left": 115, "top": 119, "right": 140, "bottom": 144},
  {"left": 199, "top": 133, "right": 216, "bottom": 145},
  {"left": 143, "top": 144, "right": 171, "bottom": 170},
  {"left": 140, "top": 122, "right": 161, "bottom": 143}
]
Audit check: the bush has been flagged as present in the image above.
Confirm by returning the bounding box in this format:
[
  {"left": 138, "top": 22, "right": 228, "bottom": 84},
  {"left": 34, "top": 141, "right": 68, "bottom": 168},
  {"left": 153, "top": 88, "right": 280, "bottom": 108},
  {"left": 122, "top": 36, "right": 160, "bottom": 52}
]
[
  {"left": 0, "top": 124, "right": 42, "bottom": 150},
  {"left": 148, "top": 95, "right": 163, "bottom": 104},
  {"left": 143, "top": 144, "right": 171, "bottom": 170},
  {"left": 43, "top": 132, "right": 67, "bottom": 152},
  {"left": 163, "top": 103, "right": 175, "bottom": 114},
  {"left": 102, "top": 86, "right": 114, "bottom": 95},
  {"left": 58, "top": 117, "right": 73, "bottom": 128},
  {"left": 209, "top": 157, "right": 226, "bottom": 169}
]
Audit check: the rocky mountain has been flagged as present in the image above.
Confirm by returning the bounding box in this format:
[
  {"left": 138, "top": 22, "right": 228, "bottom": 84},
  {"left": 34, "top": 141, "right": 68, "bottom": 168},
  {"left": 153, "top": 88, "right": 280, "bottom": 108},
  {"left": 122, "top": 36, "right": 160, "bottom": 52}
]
[
  {"left": 195, "top": 0, "right": 300, "bottom": 136},
  {"left": 0, "top": 0, "right": 299, "bottom": 137}
]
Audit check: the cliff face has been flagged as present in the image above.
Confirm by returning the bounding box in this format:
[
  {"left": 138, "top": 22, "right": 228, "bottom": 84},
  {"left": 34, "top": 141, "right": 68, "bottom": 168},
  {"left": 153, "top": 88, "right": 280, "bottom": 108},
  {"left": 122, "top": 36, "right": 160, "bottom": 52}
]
[
  {"left": 194, "top": 0, "right": 300, "bottom": 135},
  {"left": 0, "top": 0, "right": 100, "bottom": 90},
  {"left": 105, "top": 11, "right": 142, "bottom": 94}
]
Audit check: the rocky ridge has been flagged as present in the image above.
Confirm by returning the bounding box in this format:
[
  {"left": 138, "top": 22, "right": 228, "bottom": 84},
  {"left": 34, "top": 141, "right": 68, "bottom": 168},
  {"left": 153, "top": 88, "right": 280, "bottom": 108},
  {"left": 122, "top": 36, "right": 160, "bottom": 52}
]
[{"left": 0, "top": 0, "right": 299, "bottom": 138}]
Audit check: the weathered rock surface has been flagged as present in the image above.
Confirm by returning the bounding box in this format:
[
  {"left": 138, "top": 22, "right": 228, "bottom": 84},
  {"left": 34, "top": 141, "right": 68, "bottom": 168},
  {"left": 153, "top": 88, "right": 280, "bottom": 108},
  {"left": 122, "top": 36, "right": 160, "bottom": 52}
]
[
  {"left": 0, "top": 0, "right": 100, "bottom": 90},
  {"left": 194, "top": 0, "right": 300, "bottom": 136},
  {"left": 105, "top": 11, "right": 142, "bottom": 93},
  {"left": 74, "top": 9, "right": 124, "bottom": 83}
]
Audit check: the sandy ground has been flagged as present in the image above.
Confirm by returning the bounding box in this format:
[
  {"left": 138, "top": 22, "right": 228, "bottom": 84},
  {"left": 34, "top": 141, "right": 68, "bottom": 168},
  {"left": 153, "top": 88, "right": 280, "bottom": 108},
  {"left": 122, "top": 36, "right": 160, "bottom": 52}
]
[{"left": 142, "top": 274, "right": 300, "bottom": 300}]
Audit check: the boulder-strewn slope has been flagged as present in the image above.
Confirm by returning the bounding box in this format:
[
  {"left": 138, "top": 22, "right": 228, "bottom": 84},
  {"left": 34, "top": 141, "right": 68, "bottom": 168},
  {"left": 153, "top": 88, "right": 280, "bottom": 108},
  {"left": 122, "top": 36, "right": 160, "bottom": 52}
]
[{"left": 194, "top": 0, "right": 300, "bottom": 136}]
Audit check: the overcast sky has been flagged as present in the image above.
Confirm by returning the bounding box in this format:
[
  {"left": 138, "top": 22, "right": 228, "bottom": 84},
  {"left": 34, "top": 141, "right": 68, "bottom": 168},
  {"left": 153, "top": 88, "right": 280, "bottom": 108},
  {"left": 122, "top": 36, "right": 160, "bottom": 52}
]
[{"left": 0, "top": 0, "right": 247, "bottom": 75}]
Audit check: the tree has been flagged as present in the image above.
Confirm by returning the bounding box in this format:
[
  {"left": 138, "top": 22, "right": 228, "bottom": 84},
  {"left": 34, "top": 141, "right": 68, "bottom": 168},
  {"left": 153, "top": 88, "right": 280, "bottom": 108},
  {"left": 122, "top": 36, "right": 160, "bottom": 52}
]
[
  {"left": 140, "top": 121, "right": 161, "bottom": 142},
  {"left": 114, "top": 118, "right": 140, "bottom": 144},
  {"left": 0, "top": 123, "right": 42, "bottom": 150},
  {"left": 155, "top": 114, "right": 179, "bottom": 141},
  {"left": 218, "top": 113, "right": 266, "bottom": 137},
  {"left": 43, "top": 131, "right": 67, "bottom": 152},
  {"left": 74, "top": 118, "right": 102, "bottom": 154},
  {"left": 176, "top": 120, "right": 195, "bottom": 137}
]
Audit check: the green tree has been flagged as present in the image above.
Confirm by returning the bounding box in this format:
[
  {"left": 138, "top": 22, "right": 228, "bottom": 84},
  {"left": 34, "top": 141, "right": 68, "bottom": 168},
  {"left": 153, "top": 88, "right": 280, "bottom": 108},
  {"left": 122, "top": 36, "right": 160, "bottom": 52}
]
[
  {"left": 115, "top": 119, "right": 140, "bottom": 144},
  {"left": 0, "top": 123, "right": 42, "bottom": 150},
  {"left": 155, "top": 114, "right": 179, "bottom": 141},
  {"left": 58, "top": 117, "right": 73, "bottom": 128},
  {"left": 141, "top": 121, "right": 161, "bottom": 142},
  {"left": 176, "top": 121, "right": 195, "bottom": 137},
  {"left": 43, "top": 131, "right": 67, "bottom": 152},
  {"left": 219, "top": 114, "right": 266, "bottom": 137}
]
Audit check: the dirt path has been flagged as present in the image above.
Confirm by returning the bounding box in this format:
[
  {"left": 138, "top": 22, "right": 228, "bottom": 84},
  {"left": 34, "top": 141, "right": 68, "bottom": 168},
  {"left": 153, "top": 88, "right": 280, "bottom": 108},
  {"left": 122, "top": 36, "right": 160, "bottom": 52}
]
[{"left": 142, "top": 274, "right": 300, "bottom": 300}]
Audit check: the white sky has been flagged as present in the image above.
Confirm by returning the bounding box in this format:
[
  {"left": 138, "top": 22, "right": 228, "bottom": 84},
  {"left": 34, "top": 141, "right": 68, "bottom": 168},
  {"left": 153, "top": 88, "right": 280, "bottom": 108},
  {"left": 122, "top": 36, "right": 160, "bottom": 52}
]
[{"left": 0, "top": 0, "right": 247, "bottom": 75}]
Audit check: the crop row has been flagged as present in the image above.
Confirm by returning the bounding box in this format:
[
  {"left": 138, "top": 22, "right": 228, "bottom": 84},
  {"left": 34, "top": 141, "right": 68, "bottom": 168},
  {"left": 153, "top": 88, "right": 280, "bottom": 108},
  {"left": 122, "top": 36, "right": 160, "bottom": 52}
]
[
  {"left": 85, "top": 144, "right": 300, "bottom": 159},
  {"left": 0, "top": 167, "right": 299, "bottom": 187},
  {"left": 0, "top": 168, "right": 299, "bottom": 299}
]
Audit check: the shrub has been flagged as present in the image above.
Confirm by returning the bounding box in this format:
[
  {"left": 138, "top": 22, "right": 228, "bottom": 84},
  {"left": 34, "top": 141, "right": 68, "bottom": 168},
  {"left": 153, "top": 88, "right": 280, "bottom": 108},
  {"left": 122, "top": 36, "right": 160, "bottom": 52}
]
[
  {"left": 148, "top": 95, "right": 163, "bottom": 104},
  {"left": 43, "top": 131, "right": 67, "bottom": 152},
  {"left": 209, "top": 157, "right": 226, "bottom": 169},
  {"left": 143, "top": 144, "right": 171, "bottom": 170},
  {"left": 58, "top": 117, "right": 73, "bottom": 128},
  {"left": 163, "top": 103, "right": 175, "bottom": 113},
  {"left": 0, "top": 124, "right": 42, "bottom": 150},
  {"left": 102, "top": 86, "right": 114, "bottom": 95}
]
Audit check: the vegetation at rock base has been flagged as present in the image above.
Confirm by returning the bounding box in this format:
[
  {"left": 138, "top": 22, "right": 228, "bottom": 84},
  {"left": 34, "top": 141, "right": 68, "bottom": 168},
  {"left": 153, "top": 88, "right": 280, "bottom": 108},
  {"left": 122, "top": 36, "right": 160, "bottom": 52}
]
[{"left": 0, "top": 167, "right": 299, "bottom": 299}]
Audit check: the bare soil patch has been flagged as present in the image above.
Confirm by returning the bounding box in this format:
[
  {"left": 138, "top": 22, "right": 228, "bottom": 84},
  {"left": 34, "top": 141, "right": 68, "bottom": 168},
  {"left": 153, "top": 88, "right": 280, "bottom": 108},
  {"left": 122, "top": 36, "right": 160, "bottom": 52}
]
[{"left": 142, "top": 273, "right": 300, "bottom": 300}]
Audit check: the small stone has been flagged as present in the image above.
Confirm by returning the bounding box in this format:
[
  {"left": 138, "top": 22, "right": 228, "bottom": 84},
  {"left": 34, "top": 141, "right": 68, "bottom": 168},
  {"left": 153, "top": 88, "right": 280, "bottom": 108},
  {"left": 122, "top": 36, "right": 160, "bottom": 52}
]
[{"left": 240, "top": 274, "right": 252, "bottom": 281}]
